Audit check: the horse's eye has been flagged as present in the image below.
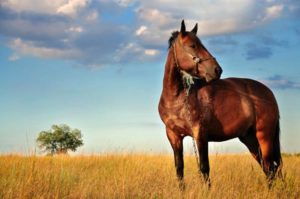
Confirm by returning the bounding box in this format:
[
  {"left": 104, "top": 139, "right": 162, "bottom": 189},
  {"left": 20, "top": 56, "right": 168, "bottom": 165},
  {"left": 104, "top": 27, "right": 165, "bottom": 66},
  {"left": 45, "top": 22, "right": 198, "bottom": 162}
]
[{"left": 190, "top": 44, "right": 196, "bottom": 49}]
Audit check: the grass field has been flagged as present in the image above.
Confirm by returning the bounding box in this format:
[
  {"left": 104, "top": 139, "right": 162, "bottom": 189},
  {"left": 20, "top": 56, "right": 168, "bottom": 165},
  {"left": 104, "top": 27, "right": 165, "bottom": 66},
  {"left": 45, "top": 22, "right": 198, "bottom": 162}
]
[{"left": 0, "top": 153, "right": 299, "bottom": 199}]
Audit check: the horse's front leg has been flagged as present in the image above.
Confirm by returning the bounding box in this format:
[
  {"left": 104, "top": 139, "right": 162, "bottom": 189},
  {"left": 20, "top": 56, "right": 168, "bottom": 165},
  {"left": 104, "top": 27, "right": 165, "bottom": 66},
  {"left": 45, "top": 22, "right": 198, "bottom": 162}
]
[
  {"left": 196, "top": 136, "right": 210, "bottom": 186},
  {"left": 166, "top": 128, "right": 185, "bottom": 190}
]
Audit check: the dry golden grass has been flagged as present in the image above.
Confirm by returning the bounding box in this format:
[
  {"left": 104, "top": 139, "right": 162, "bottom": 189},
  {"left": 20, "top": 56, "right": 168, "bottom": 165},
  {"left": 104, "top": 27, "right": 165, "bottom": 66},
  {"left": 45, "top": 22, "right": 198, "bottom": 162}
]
[{"left": 0, "top": 153, "right": 299, "bottom": 199}]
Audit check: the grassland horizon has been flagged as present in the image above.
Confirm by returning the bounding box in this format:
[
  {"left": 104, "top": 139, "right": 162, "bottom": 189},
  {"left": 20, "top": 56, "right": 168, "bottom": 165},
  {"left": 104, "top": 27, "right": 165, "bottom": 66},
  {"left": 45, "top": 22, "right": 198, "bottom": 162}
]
[{"left": 0, "top": 153, "right": 299, "bottom": 199}]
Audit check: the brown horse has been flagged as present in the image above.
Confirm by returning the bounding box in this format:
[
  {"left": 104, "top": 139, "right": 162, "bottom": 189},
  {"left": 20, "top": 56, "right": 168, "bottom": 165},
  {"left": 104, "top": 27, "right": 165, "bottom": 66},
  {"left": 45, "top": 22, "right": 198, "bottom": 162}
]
[{"left": 158, "top": 20, "right": 282, "bottom": 187}]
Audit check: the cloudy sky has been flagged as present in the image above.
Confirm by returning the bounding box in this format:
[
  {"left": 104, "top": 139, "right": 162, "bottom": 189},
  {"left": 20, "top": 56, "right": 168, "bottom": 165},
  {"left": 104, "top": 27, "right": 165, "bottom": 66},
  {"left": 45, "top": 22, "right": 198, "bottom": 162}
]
[{"left": 1, "top": 0, "right": 300, "bottom": 154}]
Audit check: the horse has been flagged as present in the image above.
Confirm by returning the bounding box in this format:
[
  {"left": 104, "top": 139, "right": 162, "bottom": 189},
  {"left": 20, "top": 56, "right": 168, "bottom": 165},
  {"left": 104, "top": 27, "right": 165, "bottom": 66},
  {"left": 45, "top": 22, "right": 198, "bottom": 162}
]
[{"left": 158, "top": 20, "right": 282, "bottom": 188}]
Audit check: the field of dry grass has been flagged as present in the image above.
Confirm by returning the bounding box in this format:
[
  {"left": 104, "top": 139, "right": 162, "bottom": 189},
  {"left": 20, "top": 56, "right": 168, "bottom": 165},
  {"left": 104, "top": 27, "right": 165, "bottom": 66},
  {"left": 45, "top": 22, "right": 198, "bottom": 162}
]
[{"left": 0, "top": 153, "right": 299, "bottom": 199}]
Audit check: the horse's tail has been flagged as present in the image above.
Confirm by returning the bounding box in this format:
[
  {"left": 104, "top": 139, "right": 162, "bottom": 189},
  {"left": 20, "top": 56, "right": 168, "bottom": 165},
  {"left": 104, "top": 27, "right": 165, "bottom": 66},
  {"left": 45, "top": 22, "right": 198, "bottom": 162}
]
[{"left": 273, "top": 119, "right": 283, "bottom": 178}]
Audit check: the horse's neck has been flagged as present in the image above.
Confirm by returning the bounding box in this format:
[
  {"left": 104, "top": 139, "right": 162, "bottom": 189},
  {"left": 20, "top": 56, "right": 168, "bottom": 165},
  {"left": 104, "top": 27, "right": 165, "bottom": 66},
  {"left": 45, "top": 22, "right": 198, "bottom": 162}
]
[
  {"left": 162, "top": 51, "right": 183, "bottom": 97},
  {"left": 160, "top": 51, "right": 208, "bottom": 124}
]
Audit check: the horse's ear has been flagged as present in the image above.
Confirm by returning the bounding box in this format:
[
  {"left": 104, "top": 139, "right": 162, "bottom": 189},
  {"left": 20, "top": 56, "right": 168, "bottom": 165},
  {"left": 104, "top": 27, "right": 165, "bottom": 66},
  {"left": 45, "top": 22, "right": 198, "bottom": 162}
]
[
  {"left": 180, "top": 20, "right": 186, "bottom": 36},
  {"left": 191, "top": 23, "right": 198, "bottom": 35}
]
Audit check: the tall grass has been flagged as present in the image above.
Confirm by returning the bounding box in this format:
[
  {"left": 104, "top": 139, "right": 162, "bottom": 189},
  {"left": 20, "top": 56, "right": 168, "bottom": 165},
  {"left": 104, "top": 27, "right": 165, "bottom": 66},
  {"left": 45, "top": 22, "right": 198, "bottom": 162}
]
[{"left": 0, "top": 154, "right": 299, "bottom": 198}]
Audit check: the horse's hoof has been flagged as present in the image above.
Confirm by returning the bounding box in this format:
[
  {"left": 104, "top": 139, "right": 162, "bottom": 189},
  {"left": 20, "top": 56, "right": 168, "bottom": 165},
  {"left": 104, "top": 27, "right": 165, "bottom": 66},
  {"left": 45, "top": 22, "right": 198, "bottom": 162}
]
[
  {"left": 207, "top": 181, "right": 211, "bottom": 188},
  {"left": 179, "top": 181, "right": 186, "bottom": 191},
  {"left": 206, "top": 178, "right": 211, "bottom": 189}
]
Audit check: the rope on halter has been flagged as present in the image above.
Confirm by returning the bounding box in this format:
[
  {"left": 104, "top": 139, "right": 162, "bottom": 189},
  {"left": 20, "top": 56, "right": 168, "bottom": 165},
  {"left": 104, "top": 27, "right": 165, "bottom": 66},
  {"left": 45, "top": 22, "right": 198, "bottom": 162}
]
[
  {"left": 192, "top": 136, "right": 200, "bottom": 168},
  {"left": 181, "top": 70, "right": 195, "bottom": 96}
]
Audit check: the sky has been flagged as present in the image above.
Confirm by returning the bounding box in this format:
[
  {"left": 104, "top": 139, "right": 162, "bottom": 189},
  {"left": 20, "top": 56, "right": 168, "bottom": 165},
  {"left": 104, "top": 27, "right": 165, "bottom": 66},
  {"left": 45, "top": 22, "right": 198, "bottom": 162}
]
[{"left": 0, "top": 0, "right": 300, "bottom": 154}]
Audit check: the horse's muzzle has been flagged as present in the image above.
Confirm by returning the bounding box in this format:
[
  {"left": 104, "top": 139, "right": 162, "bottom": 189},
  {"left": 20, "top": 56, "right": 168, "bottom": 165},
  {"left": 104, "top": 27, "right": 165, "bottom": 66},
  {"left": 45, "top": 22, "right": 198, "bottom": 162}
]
[{"left": 215, "top": 66, "right": 223, "bottom": 79}]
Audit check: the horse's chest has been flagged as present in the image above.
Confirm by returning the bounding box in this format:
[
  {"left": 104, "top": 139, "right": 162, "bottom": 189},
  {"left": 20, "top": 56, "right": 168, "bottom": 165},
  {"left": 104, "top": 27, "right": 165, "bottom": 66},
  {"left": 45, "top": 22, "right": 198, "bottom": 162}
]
[{"left": 159, "top": 104, "right": 195, "bottom": 136}]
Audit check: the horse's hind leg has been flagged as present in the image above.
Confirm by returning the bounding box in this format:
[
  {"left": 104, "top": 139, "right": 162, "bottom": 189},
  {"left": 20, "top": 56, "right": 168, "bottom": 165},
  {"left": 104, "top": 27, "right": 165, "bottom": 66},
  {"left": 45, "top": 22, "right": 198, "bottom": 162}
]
[
  {"left": 239, "top": 131, "right": 262, "bottom": 165},
  {"left": 273, "top": 121, "right": 283, "bottom": 179},
  {"left": 166, "top": 128, "right": 185, "bottom": 190},
  {"left": 256, "top": 130, "right": 277, "bottom": 183}
]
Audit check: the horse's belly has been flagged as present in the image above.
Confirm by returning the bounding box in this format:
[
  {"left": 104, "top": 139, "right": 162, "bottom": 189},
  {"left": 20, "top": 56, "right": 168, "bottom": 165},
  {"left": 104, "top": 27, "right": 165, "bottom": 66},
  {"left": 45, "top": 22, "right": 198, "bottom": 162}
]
[
  {"left": 208, "top": 135, "right": 236, "bottom": 142},
  {"left": 208, "top": 124, "right": 249, "bottom": 142},
  {"left": 208, "top": 119, "right": 251, "bottom": 141},
  {"left": 208, "top": 97, "right": 255, "bottom": 141}
]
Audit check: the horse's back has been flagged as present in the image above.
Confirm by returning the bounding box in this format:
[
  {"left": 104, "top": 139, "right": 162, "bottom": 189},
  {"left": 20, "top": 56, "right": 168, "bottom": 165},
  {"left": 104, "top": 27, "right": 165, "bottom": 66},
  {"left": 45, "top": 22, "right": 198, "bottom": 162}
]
[
  {"left": 212, "top": 77, "right": 278, "bottom": 107},
  {"left": 201, "top": 77, "right": 279, "bottom": 140}
]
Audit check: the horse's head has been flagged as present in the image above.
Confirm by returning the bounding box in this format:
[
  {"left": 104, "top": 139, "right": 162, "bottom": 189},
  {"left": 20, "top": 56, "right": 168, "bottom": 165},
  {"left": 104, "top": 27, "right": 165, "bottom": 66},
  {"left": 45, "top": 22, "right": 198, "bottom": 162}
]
[{"left": 169, "top": 20, "right": 222, "bottom": 82}]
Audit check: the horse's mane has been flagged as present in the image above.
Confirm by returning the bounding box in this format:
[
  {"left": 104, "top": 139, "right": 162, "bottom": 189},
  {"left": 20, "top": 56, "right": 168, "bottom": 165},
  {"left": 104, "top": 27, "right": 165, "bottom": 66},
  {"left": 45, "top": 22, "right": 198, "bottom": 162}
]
[{"left": 168, "top": 31, "right": 179, "bottom": 49}]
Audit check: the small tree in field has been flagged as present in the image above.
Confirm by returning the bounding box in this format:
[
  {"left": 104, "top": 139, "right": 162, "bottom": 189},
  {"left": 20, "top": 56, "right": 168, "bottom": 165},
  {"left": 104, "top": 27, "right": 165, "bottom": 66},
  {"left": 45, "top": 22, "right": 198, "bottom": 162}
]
[{"left": 36, "top": 124, "right": 83, "bottom": 155}]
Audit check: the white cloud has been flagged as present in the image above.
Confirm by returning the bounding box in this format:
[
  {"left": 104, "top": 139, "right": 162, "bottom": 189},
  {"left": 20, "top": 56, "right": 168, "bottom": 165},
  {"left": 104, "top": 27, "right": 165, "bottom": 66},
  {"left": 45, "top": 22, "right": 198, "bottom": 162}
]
[
  {"left": 114, "top": 42, "right": 142, "bottom": 62},
  {"left": 114, "top": 42, "right": 160, "bottom": 62},
  {"left": 0, "top": 0, "right": 296, "bottom": 67},
  {"left": 86, "top": 10, "right": 98, "bottom": 21},
  {"left": 144, "top": 49, "right": 159, "bottom": 56},
  {"left": 135, "top": 26, "right": 147, "bottom": 36},
  {"left": 134, "top": 0, "right": 287, "bottom": 41},
  {"left": 56, "top": 0, "right": 89, "bottom": 17},
  {"left": 137, "top": 8, "right": 173, "bottom": 28},
  {"left": 67, "top": 26, "right": 84, "bottom": 33},
  {"left": 9, "top": 38, "right": 81, "bottom": 59},
  {"left": 197, "top": 19, "right": 241, "bottom": 36},
  {"left": 263, "top": 4, "right": 284, "bottom": 21},
  {"left": 133, "top": 0, "right": 262, "bottom": 46},
  {"left": 2, "top": 0, "right": 66, "bottom": 14}
]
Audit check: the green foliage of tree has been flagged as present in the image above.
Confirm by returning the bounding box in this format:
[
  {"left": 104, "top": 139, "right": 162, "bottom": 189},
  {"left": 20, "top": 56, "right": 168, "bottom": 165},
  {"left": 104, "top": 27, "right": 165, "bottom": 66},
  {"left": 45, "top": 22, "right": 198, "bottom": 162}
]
[{"left": 36, "top": 124, "right": 83, "bottom": 155}]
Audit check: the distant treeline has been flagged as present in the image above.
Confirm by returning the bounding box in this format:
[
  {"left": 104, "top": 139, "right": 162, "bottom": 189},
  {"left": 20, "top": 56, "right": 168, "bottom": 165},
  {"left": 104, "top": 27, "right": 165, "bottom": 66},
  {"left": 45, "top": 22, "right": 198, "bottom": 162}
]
[{"left": 282, "top": 153, "right": 300, "bottom": 157}]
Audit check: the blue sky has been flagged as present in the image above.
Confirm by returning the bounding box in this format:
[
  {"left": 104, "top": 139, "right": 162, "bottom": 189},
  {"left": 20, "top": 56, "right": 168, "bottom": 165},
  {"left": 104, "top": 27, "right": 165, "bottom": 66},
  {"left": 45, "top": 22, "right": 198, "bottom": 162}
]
[{"left": 0, "top": 0, "right": 300, "bottom": 154}]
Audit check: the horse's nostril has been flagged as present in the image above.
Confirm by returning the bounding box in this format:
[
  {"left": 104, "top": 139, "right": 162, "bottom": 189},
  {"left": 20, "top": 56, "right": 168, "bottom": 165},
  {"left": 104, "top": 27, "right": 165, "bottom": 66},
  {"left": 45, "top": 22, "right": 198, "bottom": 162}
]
[{"left": 215, "top": 67, "right": 222, "bottom": 76}]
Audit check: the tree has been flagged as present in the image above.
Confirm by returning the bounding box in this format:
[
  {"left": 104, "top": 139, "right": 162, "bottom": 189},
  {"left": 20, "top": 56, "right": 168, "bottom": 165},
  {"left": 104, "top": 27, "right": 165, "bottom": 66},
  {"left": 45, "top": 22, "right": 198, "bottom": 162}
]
[{"left": 36, "top": 124, "right": 83, "bottom": 155}]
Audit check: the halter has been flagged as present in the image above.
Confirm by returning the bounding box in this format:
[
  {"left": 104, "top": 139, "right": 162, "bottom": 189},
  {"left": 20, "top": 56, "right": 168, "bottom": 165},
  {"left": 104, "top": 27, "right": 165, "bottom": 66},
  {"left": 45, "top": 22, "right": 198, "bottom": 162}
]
[
  {"left": 172, "top": 41, "right": 215, "bottom": 95},
  {"left": 172, "top": 41, "right": 216, "bottom": 79}
]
